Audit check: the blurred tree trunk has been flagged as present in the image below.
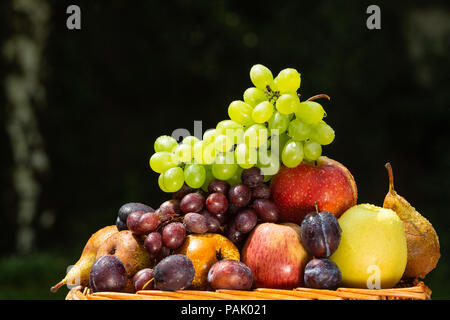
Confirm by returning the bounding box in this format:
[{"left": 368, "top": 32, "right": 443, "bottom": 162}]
[{"left": 3, "top": 0, "right": 50, "bottom": 254}]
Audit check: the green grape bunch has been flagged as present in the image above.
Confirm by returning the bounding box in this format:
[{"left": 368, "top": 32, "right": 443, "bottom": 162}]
[{"left": 149, "top": 64, "right": 336, "bottom": 193}]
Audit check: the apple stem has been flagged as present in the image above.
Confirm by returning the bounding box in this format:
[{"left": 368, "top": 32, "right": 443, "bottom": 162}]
[
  {"left": 385, "top": 162, "right": 395, "bottom": 192},
  {"left": 314, "top": 202, "right": 319, "bottom": 213},
  {"left": 306, "top": 94, "right": 331, "bottom": 102}
]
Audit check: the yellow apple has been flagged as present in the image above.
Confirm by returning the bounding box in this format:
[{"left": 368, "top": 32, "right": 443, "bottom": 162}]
[{"left": 330, "top": 204, "right": 407, "bottom": 289}]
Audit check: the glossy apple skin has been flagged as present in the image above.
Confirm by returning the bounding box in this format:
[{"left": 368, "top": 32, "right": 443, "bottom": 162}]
[
  {"left": 242, "top": 223, "right": 310, "bottom": 289},
  {"left": 271, "top": 156, "right": 357, "bottom": 224}
]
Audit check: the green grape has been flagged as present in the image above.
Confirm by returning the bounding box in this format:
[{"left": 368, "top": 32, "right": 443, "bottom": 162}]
[
  {"left": 201, "top": 166, "right": 214, "bottom": 192},
  {"left": 158, "top": 174, "right": 170, "bottom": 192},
  {"left": 216, "top": 120, "right": 243, "bottom": 135},
  {"left": 252, "top": 101, "right": 274, "bottom": 123},
  {"left": 268, "top": 111, "right": 290, "bottom": 135},
  {"left": 274, "top": 68, "right": 301, "bottom": 93},
  {"left": 184, "top": 164, "right": 206, "bottom": 189},
  {"left": 154, "top": 135, "right": 178, "bottom": 153},
  {"left": 226, "top": 128, "right": 244, "bottom": 145},
  {"left": 281, "top": 140, "right": 304, "bottom": 168},
  {"left": 250, "top": 64, "right": 273, "bottom": 90},
  {"left": 203, "top": 129, "right": 218, "bottom": 144},
  {"left": 311, "top": 121, "right": 335, "bottom": 145},
  {"left": 243, "top": 87, "right": 267, "bottom": 107},
  {"left": 193, "top": 141, "right": 207, "bottom": 164},
  {"left": 162, "top": 167, "right": 184, "bottom": 192},
  {"left": 202, "top": 142, "right": 216, "bottom": 165},
  {"left": 212, "top": 152, "right": 238, "bottom": 180},
  {"left": 288, "top": 119, "right": 311, "bottom": 141},
  {"left": 228, "top": 100, "right": 254, "bottom": 126},
  {"left": 303, "top": 140, "right": 322, "bottom": 161},
  {"left": 227, "top": 166, "right": 244, "bottom": 186},
  {"left": 243, "top": 124, "right": 268, "bottom": 148},
  {"left": 256, "top": 151, "right": 280, "bottom": 177},
  {"left": 270, "top": 133, "right": 290, "bottom": 155},
  {"left": 235, "top": 143, "right": 257, "bottom": 169},
  {"left": 275, "top": 93, "right": 300, "bottom": 115},
  {"left": 149, "top": 152, "right": 178, "bottom": 173},
  {"left": 295, "top": 101, "right": 325, "bottom": 124},
  {"left": 173, "top": 143, "right": 193, "bottom": 163},
  {"left": 182, "top": 135, "right": 200, "bottom": 146},
  {"left": 214, "top": 134, "right": 234, "bottom": 153}
]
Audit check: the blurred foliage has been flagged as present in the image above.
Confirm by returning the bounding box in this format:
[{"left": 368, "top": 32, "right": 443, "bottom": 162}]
[{"left": 1, "top": 0, "right": 449, "bottom": 299}]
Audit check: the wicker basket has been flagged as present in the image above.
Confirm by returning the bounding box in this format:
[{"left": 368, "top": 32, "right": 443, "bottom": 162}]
[{"left": 66, "top": 280, "right": 431, "bottom": 300}]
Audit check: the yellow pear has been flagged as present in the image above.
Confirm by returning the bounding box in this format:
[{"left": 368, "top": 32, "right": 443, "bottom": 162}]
[
  {"left": 95, "top": 230, "right": 153, "bottom": 292},
  {"left": 330, "top": 204, "right": 407, "bottom": 288},
  {"left": 383, "top": 163, "right": 440, "bottom": 279},
  {"left": 51, "top": 225, "right": 119, "bottom": 292}
]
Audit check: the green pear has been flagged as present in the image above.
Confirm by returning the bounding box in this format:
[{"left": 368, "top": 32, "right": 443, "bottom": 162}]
[{"left": 51, "top": 225, "right": 118, "bottom": 292}]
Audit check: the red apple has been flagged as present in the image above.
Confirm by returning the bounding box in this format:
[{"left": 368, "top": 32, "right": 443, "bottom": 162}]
[
  {"left": 270, "top": 156, "right": 357, "bottom": 224},
  {"left": 241, "top": 223, "right": 310, "bottom": 289}
]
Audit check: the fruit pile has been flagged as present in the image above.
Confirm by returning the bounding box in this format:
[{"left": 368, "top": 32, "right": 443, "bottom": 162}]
[
  {"left": 52, "top": 65, "right": 440, "bottom": 298},
  {"left": 150, "top": 64, "right": 335, "bottom": 194}
]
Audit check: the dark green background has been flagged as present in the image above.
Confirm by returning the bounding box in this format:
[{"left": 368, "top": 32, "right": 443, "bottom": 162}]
[{"left": 1, "top": 0, "right": 449, "bottom": 299}]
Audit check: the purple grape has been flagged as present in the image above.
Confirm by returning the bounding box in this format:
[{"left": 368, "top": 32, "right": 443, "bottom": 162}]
[
  {"left": 208, "top": 259, "right": 253, "bottom": 290},
  {"left": 227, "top": 203, "right": 241, "bottom": 216},
  {"left": 126, "top": 211, "right": 145, "bottom": 233},
  {"left": 205, "top": 192, "right": 228, "bottom": 215},
  {"left": 162, "top": 222, "right": 186, "bottom": 249},
  {"left": 234, "top": 209, "right": 258, "bottom": 233},
  {"left": 154, "top": 254, "right": 195, "bottom": 291},
  {"left": 215, "top": 212, "right": 228, "bottom": 225},
  {"left": 172, "top": 183, "right": 196, "bottom": 200},
  {"left": 154, "top": 246, "right": 171, "bottom": 262},
  {"left": 165, "top": 199, "right": 181, "bottom": 214},
  {"left": 89, "top": 255, "right": 127, "bottom": 292},
  {"left": 304, "top": 258, "right": 342, "bottom": 290},
  {"left": 241, "top": 167, "right": 264, "bottom": 188},
  {"left": 226, "top": 222, "right": 246, "bottom": 245},
  {"left": 252, "top": 199, "right": 279, "bottom": 222},
  {"left": 118, "top": 202, "right": 154, "bottom": 221},
  {"left": 133, "top": 268, "right": 154, "bottom": 291},
  {"left": 228, "top": 184, "right": 251, "bottom": 207},
  {"left": 127, "top": 211, "right": 160, "bottom": 235},
  {"left": 200, "top": 211, "right": 221, "bottom": 233},
  {"left": 158, "top": 199, "right": 180, "bottom": 222},
  {"left": 208, "top": 179, "right": 230, "bottom": 195},
  {"left": 180, "top": 193, "right": 205, "bottom": 213},
  {"left": 195, "top": 189, "right": 207, "bottom": 197},
  {"left": 183, "top": 212, "right": 209, "bottom": 234},
  {"left": 300, "top": 211, "right": 341, "bottom": 258},
  {"left": 144, "top": 232, "right": 163, "bottom": 255},
  {"left": 251, "top": 184, "right": 271, "bottom": 200},
  {"left": 139, "top": 212, "right": 161, "bottom": 234}
]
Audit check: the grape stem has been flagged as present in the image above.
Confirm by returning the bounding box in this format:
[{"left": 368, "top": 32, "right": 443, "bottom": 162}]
[
  {"left": 265, "top": 85, "right": 280, "bottom": 103},
  {"left": 306, "top": 94, "right": 331, "bottom": 102}
]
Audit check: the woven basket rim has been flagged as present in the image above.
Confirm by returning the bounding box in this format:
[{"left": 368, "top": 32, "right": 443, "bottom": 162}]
[{"left": 66, "top": 281, "right": 431, "bottom": 300}]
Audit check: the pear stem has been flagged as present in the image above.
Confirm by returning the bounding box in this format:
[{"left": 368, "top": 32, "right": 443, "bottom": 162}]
[
  {"left": 50, "top": 279, "right": 66, "bottom": 293},
  {"left": 307, "top": 94, "right": 331, "bottom": 102},
  {"left": 385, "top": 162, "right": 395, "bottom": 192}
]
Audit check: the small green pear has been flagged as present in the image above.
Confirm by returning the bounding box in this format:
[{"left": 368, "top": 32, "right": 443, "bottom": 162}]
[{"left": 50, "top": 225, "right": 118, "bottom": 292}]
